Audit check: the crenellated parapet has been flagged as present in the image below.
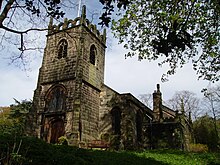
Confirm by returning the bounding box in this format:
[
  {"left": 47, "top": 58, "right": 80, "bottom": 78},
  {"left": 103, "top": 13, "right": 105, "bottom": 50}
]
[{"left": 48, "top": 5, "right": 106, "bottom": 45}]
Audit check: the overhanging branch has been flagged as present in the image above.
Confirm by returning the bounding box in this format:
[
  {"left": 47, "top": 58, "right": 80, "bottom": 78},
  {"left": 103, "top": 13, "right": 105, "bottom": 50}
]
[
  {"left": 0, "top": 0, "right": 15, "bottom": 25},
  {"left": 0, "top": 24, "right": 48, "bottom": 34},
  {"left": 0, "top": 25, "right": 48, "bottom": 51}
]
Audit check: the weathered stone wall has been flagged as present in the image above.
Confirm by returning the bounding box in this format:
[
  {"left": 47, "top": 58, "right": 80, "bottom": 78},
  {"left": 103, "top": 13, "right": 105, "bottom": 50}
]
[
  {"left": 32, "top": 80, "right": 80, "bottom": 143},
  {"left": 99, "top": 85, "right": 120, "bottom": 137},
  {"left": 178, "top": 113, "right": 193, "bottom": 151},
  {"left": 80, "top": 82, "right": 100, "bottom": 142},
  {"left": 76, "top": 25, "right": 105, "bottom": 142},
  {"left": 120, "top": 101, "right": 138, "bottom": 149},
  {"left": 81, "top": 29, "right": 105, "bottom": 89},
  {"left": 40, "top": 28, "right": 80, "bottom": 84},
  {"left": 99, "top": 85, "right": 151, "bottom": 149},
  {"left": 31, "top": 9, "right": 106, "bottom": 146},
  {"left": 153, "top": 84, "right": 163, "bottom": 122}
]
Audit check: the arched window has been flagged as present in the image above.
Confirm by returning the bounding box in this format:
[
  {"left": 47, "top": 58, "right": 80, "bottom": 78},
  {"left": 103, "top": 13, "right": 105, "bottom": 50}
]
[
  {"left": 111, "top": 108, "right": 121, "bottom": 135},
  {"left": 45, "top": 85, "right": 67, "bottom": 112},
  {"left": 58, "top": 39, "right": 68, "bottom": 59},
  {"left": 89, "top": 44, "right": 96, "bottom": 65},
  {"left": 136, "top": 112, "right": 142, "bottom": 142}
]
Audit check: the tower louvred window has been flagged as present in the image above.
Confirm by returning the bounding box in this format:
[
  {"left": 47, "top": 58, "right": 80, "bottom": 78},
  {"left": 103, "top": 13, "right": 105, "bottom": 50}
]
[
  {"left": 58, "top": 39, "right": 68, "bottom": 59},
  {"left": 90, "top": 44, "right": 96, "bottom": 65}
]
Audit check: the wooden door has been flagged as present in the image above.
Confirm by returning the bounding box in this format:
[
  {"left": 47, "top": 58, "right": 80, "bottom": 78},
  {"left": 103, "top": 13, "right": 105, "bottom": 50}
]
[{"left": 50, "top": 119, "right": 65, "bottom": 144}]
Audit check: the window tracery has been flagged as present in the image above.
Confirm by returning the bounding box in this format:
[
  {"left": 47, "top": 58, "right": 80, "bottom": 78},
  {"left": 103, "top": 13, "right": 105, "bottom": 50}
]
[
  {"left": 58, "top": 39, "right": 68, "bottom": 59},
  {"left": 45, "top": 85, "right": 66, "bottom": 112}
]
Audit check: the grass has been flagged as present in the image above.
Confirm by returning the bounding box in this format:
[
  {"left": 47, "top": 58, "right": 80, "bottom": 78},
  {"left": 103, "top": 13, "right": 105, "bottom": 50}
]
[
  {"left": 90, "top": 149, "right": 220, "bottom": 165},
  {"left": 0, "top": 134, "right": 219, "bottom": 165},
  {"left": 134, "top": 150, "right": 220, "bottom": 165}
]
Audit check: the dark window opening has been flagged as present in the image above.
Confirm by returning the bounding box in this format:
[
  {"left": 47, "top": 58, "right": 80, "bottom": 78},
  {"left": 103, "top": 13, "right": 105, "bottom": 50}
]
[
  {"left": 111, "top": 108, "right": 121, "bottom": 135},
  {"left": 89, "top": 44, "right": 96, "bottom": 65},
  {"left": 58, "top": 39, "right": 68, "bottom": 59},
  {"left": 136, "top": 112, "right": 142, "bottom": 142}
]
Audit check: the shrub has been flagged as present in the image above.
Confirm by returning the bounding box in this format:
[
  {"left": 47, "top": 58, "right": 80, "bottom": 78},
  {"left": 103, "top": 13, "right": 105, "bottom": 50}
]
[
  {"left": 193, "top": 115, "right": 219, "bottom": 151},
  {"left": 109, "top": 135, "right": 121, "bottom": 150},
  {"left": 0, "top": 134, "right": 90, "bottom": 165},
  {"left": 189, "top": 143, "right": 208, "bottom": 153},
  {"left": 57, "top": 136, "right": 68, "bottom": 145}
]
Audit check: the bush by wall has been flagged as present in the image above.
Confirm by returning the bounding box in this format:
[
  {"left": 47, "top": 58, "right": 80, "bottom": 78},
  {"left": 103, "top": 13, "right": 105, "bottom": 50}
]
[{"left": 189, "top": 143, "right": 209, "bottom": 153}]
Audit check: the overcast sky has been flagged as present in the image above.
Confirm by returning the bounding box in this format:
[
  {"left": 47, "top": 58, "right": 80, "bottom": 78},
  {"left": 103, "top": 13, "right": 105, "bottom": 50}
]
[{"left": 0, "top": 1, "right": 211, "bottom": 107}]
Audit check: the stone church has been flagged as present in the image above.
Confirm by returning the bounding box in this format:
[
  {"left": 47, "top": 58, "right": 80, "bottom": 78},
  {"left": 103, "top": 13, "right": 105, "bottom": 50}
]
[{"left": 28, "top": 6, "right": 193, "bottom": 150}]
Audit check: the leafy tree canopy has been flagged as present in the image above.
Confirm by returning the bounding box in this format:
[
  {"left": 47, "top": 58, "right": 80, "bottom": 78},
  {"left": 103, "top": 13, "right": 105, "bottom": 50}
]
[
  {"left": 0, "top": 0, "right": 65, "bottom": 33},
  {"left": 0, "top": 99, "right": 32, "bottom": 136},
  {"left": 102, "top": 0, "right": 220, "bottom": 82},
  {"left": 193, "top": 115, "right": 220, "bottom": 150}
]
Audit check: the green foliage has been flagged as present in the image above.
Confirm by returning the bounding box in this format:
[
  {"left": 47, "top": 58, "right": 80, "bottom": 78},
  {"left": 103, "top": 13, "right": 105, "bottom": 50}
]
[
  {"left": 3, "top": 0, "right": 64, "bottom": 21},
  {"left": 0, "top": 134, "right": 86, "bottom": 165},
  {"left": 9, "top": 99, "right": 32, "bottom": 119},
  {"left": 0, "top": 109, "right": 21, "bottom": 136},
  {"left": 0, "top": 109, "right": 12, "bottom": 135},
  {"left": 99, "top": 0, "right": 130, "bottom": 27},
  {"left": 57, "top": 136, "right": 68, "bottom": 145},
  {"left": 0, "top": 100, "right": 32, "bottom": 164},
  {"left": 0, "top": 133, "right": 220, "bottom": 165},
  {"left": 189, "top": 143, "right": 209, "bottom": 153},
  {"left": 100, "top": 133, "right": 111, "bottom": 142},
  {"left": 109, "top": 134, "right": 121, "bottom": 150},
  {"left": 0, "top": 99, "right": 32, "bottom": 136},
  {"left": 135, "top": 149, "right": 220, "bottom": 165},
  {"left": 111, "top": 0, "right": 220, "bottom": 82},
  {"left": 0, "top": 134, "right": 26, "bottom": 164},
  {"left": 193, "top": 115, "right": 220, "bottom": 151}
]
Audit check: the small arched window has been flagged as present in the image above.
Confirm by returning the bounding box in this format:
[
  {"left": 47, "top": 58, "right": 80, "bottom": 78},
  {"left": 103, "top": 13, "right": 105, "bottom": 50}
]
[
  {"left": 89, "top": 44, "right": 96, "bottom": 65},
  {"left": 111, "top": 107, "right": 121, "bottom": 135},
  {"left": 58, "top": 39, "right": 68, "bottom": 59},
  {"left": 136, "top": 112, "right": 142, "bottom": 142}
]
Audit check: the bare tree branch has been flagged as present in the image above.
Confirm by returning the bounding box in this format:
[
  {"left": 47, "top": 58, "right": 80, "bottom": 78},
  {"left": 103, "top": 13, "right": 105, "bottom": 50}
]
[
  {"left": 0, "top": 0, "right": 85, "bottom": 67},
  {"left": 167, "top": 91, "right": 201, "bottom": 120},
  {"left": 0, "top": 0, "right": 15, "bottom": 26},
  {"left": 0, "top": 0, "right": 3, "bottom": 10},
  {"left": 1, "top": 24, "right": 47, "bottom": 34}
]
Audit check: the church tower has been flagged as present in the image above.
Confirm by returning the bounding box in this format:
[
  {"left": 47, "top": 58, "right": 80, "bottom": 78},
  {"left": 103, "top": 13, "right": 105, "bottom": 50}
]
[{"left": 30, "top": 6, "right": 106, "bottom": 145}]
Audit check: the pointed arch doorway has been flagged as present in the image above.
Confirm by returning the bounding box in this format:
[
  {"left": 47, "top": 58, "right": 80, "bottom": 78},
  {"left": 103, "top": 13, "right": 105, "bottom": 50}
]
[{"left": 49, "top": 119, "right": 65, "bottom": 144}]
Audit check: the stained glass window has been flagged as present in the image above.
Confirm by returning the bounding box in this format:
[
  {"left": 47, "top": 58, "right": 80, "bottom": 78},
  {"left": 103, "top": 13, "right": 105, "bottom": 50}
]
[{"left": 45, "top": 85, "right": 66, "bottom": 112}]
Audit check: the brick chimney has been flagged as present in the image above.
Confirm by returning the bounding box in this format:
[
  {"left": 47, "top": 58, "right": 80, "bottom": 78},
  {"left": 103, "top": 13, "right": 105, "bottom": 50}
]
[{"left": 153, "top": 84, "right": 163, "bottom": 121}]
